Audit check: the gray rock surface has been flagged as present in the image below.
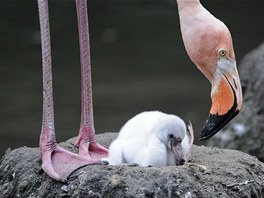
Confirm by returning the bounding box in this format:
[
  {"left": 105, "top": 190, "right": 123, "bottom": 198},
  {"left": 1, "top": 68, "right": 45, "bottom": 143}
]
[
  {"left": 1, "top": 133, "right": 264, "bottom": 198},
  {"left": 208, "top": 43, "right": 264, "bottom": 162}
]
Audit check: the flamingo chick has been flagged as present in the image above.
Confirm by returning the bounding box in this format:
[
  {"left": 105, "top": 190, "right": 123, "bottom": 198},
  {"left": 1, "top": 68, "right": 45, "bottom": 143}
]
[
  {"left": 105, "top": 111, "right": 194, "bottom": 166},
  {"left": 176, "top": 0, "right": 243, "bottom": 140}
]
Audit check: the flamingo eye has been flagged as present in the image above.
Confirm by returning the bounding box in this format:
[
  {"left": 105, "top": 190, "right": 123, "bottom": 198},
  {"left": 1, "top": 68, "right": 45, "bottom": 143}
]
[
  {"left": 169, "top": 134, "right": 174, "bottom": 139},
  {"left": 218, "top": 48, "right": 228, "bottom": 57}
]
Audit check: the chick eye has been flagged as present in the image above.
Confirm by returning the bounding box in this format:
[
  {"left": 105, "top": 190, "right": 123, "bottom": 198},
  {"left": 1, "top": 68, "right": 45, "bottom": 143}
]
[
  {"left": 169, "top": 134, "right": 174, "bottom": 139},
  {"left": 218, "top": 48, "right": 228, "bottom": 57}
]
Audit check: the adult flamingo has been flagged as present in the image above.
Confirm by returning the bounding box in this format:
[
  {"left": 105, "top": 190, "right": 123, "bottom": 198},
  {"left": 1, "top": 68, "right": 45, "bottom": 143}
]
[
  {"left": 38, "top": 0, "right": 108, "bottom": 181},
  {"left": 176, "top": 0, "right": 243, "bottom": 140},
  {"left": 37, "top": 0, "right": 243, "bottom": 181}
]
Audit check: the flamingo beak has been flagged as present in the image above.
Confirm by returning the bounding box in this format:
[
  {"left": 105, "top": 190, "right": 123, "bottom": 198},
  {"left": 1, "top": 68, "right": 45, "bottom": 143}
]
[
  {"left": 170, "top": 138, "right": 185, "bottom": 165},
  {"left": 200, "top": 57, "right": 243, "bottom": 140}
]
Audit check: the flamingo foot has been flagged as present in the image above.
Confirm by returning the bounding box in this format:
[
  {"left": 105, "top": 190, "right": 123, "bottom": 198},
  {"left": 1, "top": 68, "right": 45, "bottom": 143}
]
[
  {"left": 76, "top": 127, "right": 108, "bottom": 159},
  {"left": 41, "top": 145, "right": 101, "bottom": 182},
  {"left": 76, "top": 137, "right": 108, "bottom": 159}
]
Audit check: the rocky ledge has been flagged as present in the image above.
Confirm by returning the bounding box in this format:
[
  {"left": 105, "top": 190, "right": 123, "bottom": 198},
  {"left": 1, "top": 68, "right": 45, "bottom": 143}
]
[{"left": 0, "top": 133, "right": 263, "bottom": 198}]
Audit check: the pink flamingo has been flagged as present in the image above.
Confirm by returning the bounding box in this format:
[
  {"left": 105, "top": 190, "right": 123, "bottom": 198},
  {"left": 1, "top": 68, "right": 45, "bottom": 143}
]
[
  {"left": 37, "top": 0, "right": 108, "bottom": 181},
  {"left": 37, "top": 0, "right": 243, "bottom": 181},
  {"left": 176, "top": 0, "right": 243, "bottom": 140}
]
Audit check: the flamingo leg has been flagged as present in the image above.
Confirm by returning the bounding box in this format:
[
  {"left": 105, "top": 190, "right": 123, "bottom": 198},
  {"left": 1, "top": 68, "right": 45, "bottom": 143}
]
[
  {"left": 75, "top": 0, "right": 108, "bottom": 158},
  {"left": 38, "top": 0, "right": 100, "bottom": 182}
]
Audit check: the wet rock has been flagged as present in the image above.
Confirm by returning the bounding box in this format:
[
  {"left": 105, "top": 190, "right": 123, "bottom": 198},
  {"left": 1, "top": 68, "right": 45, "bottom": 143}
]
[
  {"left": 208, "top": 43, "right": 264, "bottom": 162},
  {"left": 0, "top": 133, "right": 263, "bottom": 197}
]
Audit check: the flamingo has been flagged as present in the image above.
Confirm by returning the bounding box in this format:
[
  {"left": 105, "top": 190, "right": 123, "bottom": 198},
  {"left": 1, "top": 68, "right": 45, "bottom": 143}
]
[
  {"left": 37, "top": 0, "right": 108, "bottom": 182},
  {"left": 105, "top": 111, "right": 194, "bottom": 166},
  {"left": 176, "top": 0, "right": 243, "bottom": 140},
  {"left": 37, "top": 0, "right": 243, "bottom": 181}
]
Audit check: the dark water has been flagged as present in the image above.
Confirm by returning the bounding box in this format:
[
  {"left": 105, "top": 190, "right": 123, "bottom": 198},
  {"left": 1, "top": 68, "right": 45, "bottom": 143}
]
[{"left": 1, "top": 0, "right": 264, "bottom": 158}]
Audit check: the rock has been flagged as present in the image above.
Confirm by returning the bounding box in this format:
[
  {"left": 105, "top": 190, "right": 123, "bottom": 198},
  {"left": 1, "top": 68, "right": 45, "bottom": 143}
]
[
  {"left": 208, "top": 43, "right": 264, "bottom": 162},
  {"left": 0, "top": 133, "right": 264, "bottom": 197}
]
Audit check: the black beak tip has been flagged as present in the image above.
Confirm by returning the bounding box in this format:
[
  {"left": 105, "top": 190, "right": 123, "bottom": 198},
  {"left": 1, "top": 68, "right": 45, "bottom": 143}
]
[
  {"left": 200, "top": 109, "right": 239, "bottom": 141},
  {"left": 200, "top": 129, "right": 217, "bottom": 141}
]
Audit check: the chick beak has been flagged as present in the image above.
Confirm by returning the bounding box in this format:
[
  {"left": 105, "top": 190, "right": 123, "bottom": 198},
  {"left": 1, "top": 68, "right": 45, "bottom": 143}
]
[
  {"left": 200, "top": 58, "right": 243, "bottom": 140},
  {"left": 170, "top": 138, "right": 185, "bottom": 165}
]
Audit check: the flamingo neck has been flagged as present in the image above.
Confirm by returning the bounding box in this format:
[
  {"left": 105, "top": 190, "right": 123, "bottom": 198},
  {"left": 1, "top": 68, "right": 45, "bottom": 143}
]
[
  {"left": 176, "top": 0, "right": 201, "bottom": 12},
  {"left": 176, "top": 0, "right": 217, "bottom": 83}
]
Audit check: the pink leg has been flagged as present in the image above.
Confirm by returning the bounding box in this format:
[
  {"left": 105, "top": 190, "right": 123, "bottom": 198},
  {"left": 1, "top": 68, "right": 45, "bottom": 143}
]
[
  {"left": 75, "top": 0, "right": 108, "bottom": 158},
  {"left": 38, "top": 0, "right": 100, "bottom": 182}
]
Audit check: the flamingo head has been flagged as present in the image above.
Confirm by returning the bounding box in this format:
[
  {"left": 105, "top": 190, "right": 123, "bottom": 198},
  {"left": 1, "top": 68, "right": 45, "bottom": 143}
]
[{"left": 180, "top": 9, "right": 243, "bottom": 140}]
